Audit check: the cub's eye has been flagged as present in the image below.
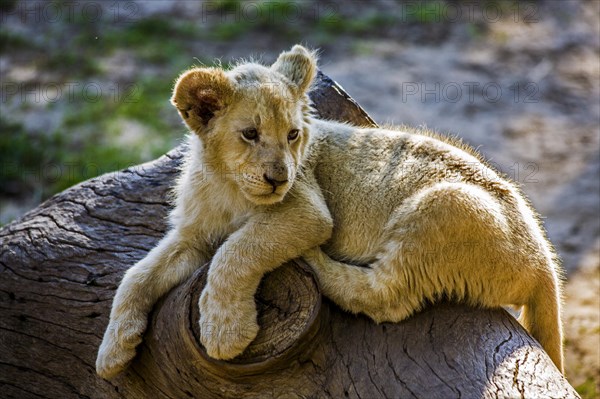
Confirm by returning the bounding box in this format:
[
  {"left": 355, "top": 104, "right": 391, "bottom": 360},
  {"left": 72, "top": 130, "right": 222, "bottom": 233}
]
[
  {"left": 241, "top": 128, "right": 259, "bottom": 141},
  {"left": 288, "top": 129, "right": 300, "bottom": 142}
]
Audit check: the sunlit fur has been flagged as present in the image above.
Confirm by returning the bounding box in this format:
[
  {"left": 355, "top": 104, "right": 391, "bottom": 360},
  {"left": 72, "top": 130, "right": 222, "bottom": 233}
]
[{"left": 96, "top": 45, "right": 564, "bottom": 379}]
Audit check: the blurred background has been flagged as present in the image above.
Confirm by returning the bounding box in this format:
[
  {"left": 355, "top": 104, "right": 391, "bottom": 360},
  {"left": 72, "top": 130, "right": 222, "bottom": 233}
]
[{"left": 0, "top": 0, "right": 598, "bottom": 395}]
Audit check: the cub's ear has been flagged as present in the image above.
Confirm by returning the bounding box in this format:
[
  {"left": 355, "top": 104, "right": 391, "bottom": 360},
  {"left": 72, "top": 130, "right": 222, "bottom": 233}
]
[
  {"left": 271, "top": 45, "right": 317, "bottom": 94},
  {"left": 170, "top": 67, "right": 233, "bottom": 134}
]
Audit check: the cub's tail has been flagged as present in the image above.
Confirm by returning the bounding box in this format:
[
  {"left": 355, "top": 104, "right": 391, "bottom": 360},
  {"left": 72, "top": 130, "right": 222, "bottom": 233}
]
[{"left": 518, "top": 264, "right": 564, "bottom": 373}]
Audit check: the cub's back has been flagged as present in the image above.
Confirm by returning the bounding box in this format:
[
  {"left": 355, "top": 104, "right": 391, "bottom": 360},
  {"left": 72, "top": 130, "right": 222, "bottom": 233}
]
[{"left": 309, "top": 119, "right": 517, "bottom": 262}]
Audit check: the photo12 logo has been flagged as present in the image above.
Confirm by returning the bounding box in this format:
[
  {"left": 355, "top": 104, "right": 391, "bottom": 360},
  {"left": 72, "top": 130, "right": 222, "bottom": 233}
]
[
  {"left": 0, "top": 1, "right": 140, "bottom": 24},
  {"left": 395, "top": 1, "right": 539, "bottom": 23},
  {"left": 400, "top": 81, "right": 539, "bottom": 104},
  {"left": 1, "top": 82, "right": 139, "bottom": 105}
]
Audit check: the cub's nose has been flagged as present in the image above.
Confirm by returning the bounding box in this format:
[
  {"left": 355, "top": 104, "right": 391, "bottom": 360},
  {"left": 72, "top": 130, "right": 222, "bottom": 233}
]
[{"left": 263, "top": 173, "right": 288, "bottom": 188}]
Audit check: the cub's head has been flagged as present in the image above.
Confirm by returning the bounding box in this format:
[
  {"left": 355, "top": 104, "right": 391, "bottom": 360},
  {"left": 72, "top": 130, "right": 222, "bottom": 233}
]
[{"left": 171, "top": 45, "right": 317, "bottom": 205}]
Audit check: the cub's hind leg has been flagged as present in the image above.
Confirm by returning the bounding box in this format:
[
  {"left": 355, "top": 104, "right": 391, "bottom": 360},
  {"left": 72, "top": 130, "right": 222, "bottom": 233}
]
[
  {"left": 304, "top": 182, "right": 517, "bottom": 323},
  {"left": 302, "top": 247, "right": 422, "bottom": 323},
  {"left": 306, "top": 182, "right": 563, "bottom": 371},
  {"left": 399, "top": 182, "right": 563, "bottom": 372}
]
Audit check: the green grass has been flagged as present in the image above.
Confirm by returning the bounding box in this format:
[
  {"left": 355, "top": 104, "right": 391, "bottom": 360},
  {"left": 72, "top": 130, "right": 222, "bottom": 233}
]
[
  {"left": 0, "top": 0, "right": 18, "bottom": 12},
  {"left": 207, "top": 0, "right": 306, "bottom": 41},
  {"left": 112, "top": 77, "right": 175, "bottom": 132},
  {"left": 207, "top": 0, "right": 241, "bottom": 13},
  {"left": 41, "top": 50, "right": 102, "bottom": 78},
  {"left": 1, "top": 71, "right": 180, "bottom": 201},
  {"left": 0, "top": 116, "right": 174, "bottom": 200},
  {"left": 71, "top": 17, "right": 199, "bottom": 68},
  {"left": 211, "top": 21, "right": 253, "bottom": 41},
  {"left": 62, "top": 80, "right": 178, "bottom": 181},
  {"left": 404, "top": 1, "right": 446, "bottom": 24},
  {"left": 0, "top": 118, "right": 67, "bottom": 198},
  {"left": 64, "top": 75, "right": 175, "bottom": 133},
  {"left": 0, "top": 13, "right": 212, "bottom": 203},
  {"left": 317, "top": 11, "right": 398, "bottom": 35},
  {"left": 0, "top": 30, "right": 35, "bottom": 54},
  {"left": 207, "top": 2, "right": 400, "bottom": 42},
  {"left": 99, "top": 17, "right": 198, "bottom": 48},
  {"left": 575, "top": 378, "right": 599, "bottom": 399}
]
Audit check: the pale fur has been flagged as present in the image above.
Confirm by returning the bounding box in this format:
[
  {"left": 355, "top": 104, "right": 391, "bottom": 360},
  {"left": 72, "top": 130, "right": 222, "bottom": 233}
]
[{"left": 96, "top": 45, "right": 564, "bottom": 379}]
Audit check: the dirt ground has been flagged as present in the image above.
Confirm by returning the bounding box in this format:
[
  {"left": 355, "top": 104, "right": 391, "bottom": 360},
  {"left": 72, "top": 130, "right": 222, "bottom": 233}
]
[{"left": 1, "top": 0, "right": 598, "bottom": 396}]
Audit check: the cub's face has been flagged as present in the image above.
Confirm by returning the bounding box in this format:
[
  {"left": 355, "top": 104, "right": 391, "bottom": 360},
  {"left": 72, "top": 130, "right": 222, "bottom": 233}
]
[
  {"left": 209, "top": 83, "right": 310, "bottom": 204},
  {"left": 171, "top": 45, "right": 317, "bottom": 205}
]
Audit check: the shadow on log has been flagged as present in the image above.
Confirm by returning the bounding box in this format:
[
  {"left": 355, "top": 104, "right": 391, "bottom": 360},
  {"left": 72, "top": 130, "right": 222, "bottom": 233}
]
[{"left": 0, "top": 72, "right": 577, "bottom": 398}]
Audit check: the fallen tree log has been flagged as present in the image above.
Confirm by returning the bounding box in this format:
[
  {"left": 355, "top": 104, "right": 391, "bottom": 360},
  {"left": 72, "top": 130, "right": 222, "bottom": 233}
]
[{"left": 0, "top": 71, "right": 577, "bottom": 398}]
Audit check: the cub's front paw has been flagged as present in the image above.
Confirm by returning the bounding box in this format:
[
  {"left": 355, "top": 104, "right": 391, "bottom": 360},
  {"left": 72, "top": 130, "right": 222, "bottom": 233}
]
[
  {"left": 96, "top": 314, "right": 147, "bottom": 379},
  {"left": 199, "top": 287, "right": 259, "bottom": 360}
]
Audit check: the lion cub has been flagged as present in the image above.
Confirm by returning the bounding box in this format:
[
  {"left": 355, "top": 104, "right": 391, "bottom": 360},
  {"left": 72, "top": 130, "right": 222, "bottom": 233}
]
[{"left": 96, "top": 45, "right": 563, "bottom": 378}]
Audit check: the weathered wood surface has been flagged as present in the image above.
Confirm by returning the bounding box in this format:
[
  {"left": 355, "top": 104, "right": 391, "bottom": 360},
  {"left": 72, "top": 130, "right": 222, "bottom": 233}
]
[{"left": 0, "top": 72, "right": 577, "bottom": 398}]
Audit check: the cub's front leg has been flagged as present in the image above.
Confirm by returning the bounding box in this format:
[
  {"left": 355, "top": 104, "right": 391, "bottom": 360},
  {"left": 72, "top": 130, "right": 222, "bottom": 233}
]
[
  {"left": 199, "top": 185, "right": 333, "bottom": 360},
  {"left": 96, "top": 229, "right": 207, "bottom": 379}
]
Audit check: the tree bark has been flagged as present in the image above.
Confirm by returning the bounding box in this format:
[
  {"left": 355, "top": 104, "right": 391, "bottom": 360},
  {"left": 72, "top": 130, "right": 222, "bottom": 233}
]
[{"left": 0, "top": 72, "right": 577, "bottom": 399}]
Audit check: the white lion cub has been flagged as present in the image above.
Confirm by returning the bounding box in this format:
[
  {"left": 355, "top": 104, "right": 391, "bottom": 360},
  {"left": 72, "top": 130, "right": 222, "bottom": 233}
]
[{"left": 96, "top": 45, "right": 563, "bottom": 378}]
